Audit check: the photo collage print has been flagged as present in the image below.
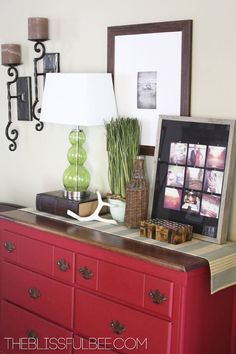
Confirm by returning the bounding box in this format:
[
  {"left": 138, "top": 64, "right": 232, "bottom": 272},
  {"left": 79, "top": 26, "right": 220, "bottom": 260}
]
[{"left": 164, "top": 142, "right": 226, "bottom": 219}]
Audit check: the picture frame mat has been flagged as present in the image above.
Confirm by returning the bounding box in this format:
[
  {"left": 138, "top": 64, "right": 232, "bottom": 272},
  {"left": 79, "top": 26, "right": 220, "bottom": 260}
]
[{"left": 113, "top": 32, "right": 182, "bottom": 147}]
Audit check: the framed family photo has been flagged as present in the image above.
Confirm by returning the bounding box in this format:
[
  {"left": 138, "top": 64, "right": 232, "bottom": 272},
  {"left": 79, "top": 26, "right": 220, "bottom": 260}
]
[
  {"left": 107, "top": 20, "right": 192, "bottom": 156},
  {"left": 149, "top": 115, "right": 236, "bottom": 244}
]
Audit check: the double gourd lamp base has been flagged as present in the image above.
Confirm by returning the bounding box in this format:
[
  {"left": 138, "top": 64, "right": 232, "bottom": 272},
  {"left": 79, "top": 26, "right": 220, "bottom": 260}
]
[
  {"left": 63, "top": 129, "right": 90, "bottom": 200},
  {"left": 40, "top": 73, "right": 117, "bottom": 201}
]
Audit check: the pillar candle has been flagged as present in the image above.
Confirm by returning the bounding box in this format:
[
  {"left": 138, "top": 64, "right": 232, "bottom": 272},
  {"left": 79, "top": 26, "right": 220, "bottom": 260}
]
[
  {"left": 28, "top": 17, "right": 49, "bottom": 41},
  {"left": 1, "top": 44, "right": 21, "bottom": 65}
]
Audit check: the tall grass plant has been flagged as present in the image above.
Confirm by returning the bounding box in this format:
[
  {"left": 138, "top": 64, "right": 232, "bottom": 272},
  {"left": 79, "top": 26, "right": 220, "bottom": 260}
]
[{"left": 105, "top": 117, "right": 140, "bottom": 199}]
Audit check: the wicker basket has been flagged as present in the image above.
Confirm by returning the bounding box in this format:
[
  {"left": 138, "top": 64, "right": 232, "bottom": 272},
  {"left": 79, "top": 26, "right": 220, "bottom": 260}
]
[{"left": 124, "top": 156, "right": 148, "bottom": 228}]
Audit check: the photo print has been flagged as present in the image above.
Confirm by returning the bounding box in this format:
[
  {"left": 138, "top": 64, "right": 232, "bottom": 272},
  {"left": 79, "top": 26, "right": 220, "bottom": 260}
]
[
  {"left": 206, "top": 146, "right": 226, "bottom": 170},
  {"left": 200, "top": 194, "right": 221, "bottom": 219},
  {"left": 166, "top": 165, "right": 185, "bottom": 188},
  {"left": 185, "top": 167, "right": 204, "bottom": 191},
  {"left": 169, "top": 143, "right": 187, "bottom": 165},
  {"left": 137, "top": 71, "right": 157, "bottom": 109},
  {"left": 164, "top": 187, "right": 182, "bottom": 211},
  {"left": 203, "top": 170, "right": 224, "bottom": 194},
  {"left": 187, "top": 144, "right": 207, "bottom": 167},
  {"left": 182, "top": 190, "right": 201, "bottom": 213}
]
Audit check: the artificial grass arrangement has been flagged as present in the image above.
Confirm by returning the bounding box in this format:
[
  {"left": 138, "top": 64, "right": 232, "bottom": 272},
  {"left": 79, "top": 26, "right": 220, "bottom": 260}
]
[{"left": 105, "top": 117, "right": 140, "bottom": 199}]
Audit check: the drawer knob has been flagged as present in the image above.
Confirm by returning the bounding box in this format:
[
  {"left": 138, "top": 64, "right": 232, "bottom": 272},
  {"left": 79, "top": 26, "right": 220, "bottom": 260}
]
[
  {"left": 79, "top": 266, "right": 93, "bottom": 280},
  {"left": 111, "top": 320, "right": 126, "bottom": 335},
  {"left": 57, "top": 258, "right": 70, "bottom": 272},
  {"left": 149, "top": 289, "right": 167, "bottom": 304},
  {"left": 27, "top": 329, "right": 38, "bottom": 340},
  {"left": 28, "top": 287, "right": 41, "bottom": 299},
  {"left": 4, "top": 241, "right": 16, "bottom": 253}
]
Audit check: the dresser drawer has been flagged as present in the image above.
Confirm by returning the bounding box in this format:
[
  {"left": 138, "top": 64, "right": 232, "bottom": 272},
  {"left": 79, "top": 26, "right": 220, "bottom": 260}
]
[
  {"left": 1, "top": 262, "right": 74, "bottom": 329},
  {"left": 144, "top": 275, "right": 174, "bottom": 319},
  {"left": 75, "top": 290, "right": 172, "bottom": 354},
  {"left": 0, "top": 301, "right": 73, "bottom": 353},
  {"left": 0, "top": 230, "right": 53, "bottom": 275},
  {"left": 53, "top": 247, "right": 75, "bottom": 283},
  {"left": 0, "top": 230, "right": 19, "bottom": 262},
  {"left": 76, "top": 254, "right": 98, "bottom": 290},
  {"left": 98, "top": 261, "right": 144, "bottom": 307}
]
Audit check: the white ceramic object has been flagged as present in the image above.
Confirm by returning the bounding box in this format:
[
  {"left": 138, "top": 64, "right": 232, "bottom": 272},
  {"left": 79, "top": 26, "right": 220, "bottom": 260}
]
[{"left": 108, "top": 198, "right": 126, "bottom": 223}]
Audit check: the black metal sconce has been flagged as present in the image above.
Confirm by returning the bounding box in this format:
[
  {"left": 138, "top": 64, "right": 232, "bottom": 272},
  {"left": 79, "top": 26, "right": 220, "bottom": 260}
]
[
  {"left": 1, "top": 19, "right": 60, "bottom": 151},
  {"left": 28, "top": 17, "right": 60, "bottom": 132},
  {"left": 1, "top": 44, "right": 32, "bottom": 151}
]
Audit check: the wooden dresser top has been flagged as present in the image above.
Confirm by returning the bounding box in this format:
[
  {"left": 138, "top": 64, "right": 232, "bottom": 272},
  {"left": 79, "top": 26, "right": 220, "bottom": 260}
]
[{"left": 0, "top": 210, "right": 208, "bottom": 272}]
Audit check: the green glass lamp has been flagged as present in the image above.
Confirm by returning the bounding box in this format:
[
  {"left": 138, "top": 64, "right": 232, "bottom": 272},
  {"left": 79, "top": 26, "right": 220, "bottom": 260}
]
[
  {"left": 40, "top": 73, "right": 117, "bottom": 200},
  {"left": 63, "top": 129, "right": 90, "bottom": 199}
]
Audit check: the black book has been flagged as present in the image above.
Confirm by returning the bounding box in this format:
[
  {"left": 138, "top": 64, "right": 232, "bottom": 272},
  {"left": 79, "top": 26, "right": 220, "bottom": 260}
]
[{"left": 36, "top": 190, "right": 107, "bottom": 218}]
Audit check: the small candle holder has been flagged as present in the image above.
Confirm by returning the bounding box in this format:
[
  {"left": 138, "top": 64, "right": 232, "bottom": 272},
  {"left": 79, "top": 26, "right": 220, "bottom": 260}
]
[{"left": 28, "top": 17, "right": 60, "bottom": 132}]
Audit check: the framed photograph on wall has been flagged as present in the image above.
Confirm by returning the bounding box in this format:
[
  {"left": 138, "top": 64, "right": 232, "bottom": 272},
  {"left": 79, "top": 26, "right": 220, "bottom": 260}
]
[
  {"left": 149, "top": 115, "right": 236, "bottom": 244},
  {"left": 107, "top": 20, "right": 192, "bottom": 156}
]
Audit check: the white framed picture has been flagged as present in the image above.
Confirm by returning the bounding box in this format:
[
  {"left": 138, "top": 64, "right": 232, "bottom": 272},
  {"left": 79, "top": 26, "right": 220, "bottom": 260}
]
[{"left": 107, "top": 20, "right": 192, "bottom": 155}]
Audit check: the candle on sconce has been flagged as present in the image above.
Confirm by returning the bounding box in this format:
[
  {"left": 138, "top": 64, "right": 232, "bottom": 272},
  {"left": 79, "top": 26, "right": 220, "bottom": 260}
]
[
  {"left": 28, "top": 17, "right": 49, "bottom": 41},
  {"left": 1, "top": 44, "right": 21, "bottom": 66}
]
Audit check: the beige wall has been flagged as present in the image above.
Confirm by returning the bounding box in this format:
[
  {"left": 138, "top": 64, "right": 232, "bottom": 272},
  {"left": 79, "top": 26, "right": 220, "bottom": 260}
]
[{"left": 1, "top": 0, "right": 236, "bottom": 240}]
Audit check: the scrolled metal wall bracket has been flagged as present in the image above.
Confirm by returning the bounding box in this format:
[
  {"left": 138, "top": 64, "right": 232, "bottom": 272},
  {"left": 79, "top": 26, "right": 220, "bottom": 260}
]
[
  {"left": 32, "top": 41, "right": 46, "bottom": 131},
  {"left": 6, "top": 66, "right": 20, "bottom": 151},
  {"left": 1, "top": 44, "right": 32, "bottom": 151},
  {"left": 5, "top": 66, "right": 32, "bottom": 151},
  {"left": 28, "top": 17, "right": 60, "bottom": 132}
]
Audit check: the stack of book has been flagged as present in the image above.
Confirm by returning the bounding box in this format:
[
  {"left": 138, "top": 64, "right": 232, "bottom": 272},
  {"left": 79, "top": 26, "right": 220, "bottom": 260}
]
[{"left": 36, "top": 190, "right": 107, "bottom": 218}]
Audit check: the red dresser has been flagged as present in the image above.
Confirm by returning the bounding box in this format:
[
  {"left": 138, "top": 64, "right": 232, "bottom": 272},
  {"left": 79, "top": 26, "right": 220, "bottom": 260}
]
[{"left": 0, "top": 210, "right": 235, "bottom": 354}]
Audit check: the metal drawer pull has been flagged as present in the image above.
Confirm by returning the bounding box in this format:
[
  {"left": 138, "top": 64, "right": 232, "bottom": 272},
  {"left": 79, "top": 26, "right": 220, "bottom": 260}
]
[
  {"left": 4, "top": 241, "right": 16, "bottom": 253},
  {"left": 149, "top": 289, "right": 167, "bottom": 304},
  {"left": 79, "top": 266, "right": 93, "bottom": 280},
  {"left": 28, "top": 287, "right": 41, "bottom": 299},
  {"left": 57, "top": 259, "right": 70, "bottom": 272},
  {"left": 26, "top": 329, "right": 38, "bottom": 340},
  {"left": 111, "top": 320, "right": 126, "bottom": 335}
]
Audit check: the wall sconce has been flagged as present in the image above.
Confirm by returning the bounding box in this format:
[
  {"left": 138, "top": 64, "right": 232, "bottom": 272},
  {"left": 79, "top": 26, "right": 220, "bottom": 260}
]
[
  {"left": 1, "top": 44, "right": 32, "bottom": 151},
  {"left": 28, "top": 17, "right": 60, "bottom": 132},
  {"left": 1, "top": 18, "right": 60, "bottom": 151}
]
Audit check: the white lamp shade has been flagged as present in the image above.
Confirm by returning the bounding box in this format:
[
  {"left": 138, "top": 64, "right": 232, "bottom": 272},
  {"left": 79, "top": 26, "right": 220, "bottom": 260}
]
[{"left": 40, "top": 73, "right": 117, "bottom": 126}]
